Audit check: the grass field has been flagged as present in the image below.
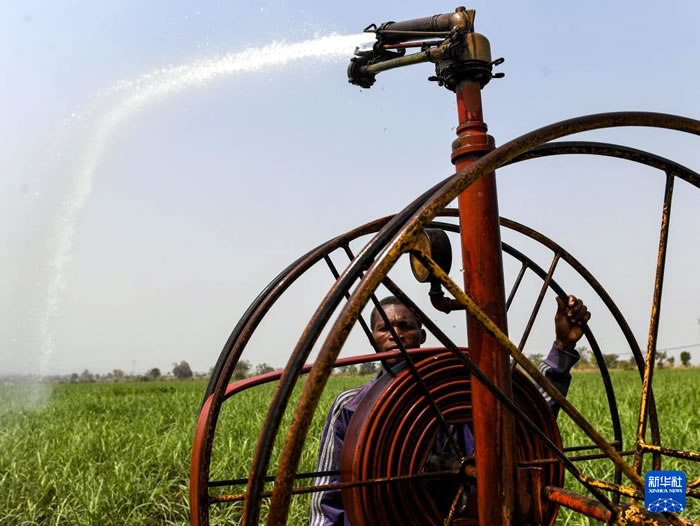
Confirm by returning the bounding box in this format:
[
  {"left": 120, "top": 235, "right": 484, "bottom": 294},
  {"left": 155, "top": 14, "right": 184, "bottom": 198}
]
[{"left": 1, "top": 369, "right": 697, "bottom": 525}]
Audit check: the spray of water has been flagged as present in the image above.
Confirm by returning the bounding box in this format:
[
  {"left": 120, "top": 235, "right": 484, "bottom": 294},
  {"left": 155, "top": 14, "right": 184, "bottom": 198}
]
[{"left": 38, "top": 33, "right": 368, "bottom": 377}]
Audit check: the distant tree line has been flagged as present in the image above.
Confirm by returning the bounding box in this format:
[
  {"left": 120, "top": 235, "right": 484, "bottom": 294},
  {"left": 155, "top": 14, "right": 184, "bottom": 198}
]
[
  {"left": 26, "top": 348, "right": 697, "bottom": 384},
  {"left": 335, "top": 362, "right": 379, "bottom": 376},
  {"left": 527, "top": 345, "right": 693, "bottom": 371},
  {"left": 50, "top": 359, "right": 279, "bottom": 383}
]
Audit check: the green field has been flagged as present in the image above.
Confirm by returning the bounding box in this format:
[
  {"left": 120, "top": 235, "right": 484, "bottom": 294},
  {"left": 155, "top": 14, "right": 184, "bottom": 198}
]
[{"left": 1, "top": 369, "right": 698, "bottom": 525}]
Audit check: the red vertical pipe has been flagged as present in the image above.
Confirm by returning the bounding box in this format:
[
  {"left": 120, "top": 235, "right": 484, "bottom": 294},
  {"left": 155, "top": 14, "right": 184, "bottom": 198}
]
[{"left": 452, "top": 79, "right": 516, "bottom": 525}]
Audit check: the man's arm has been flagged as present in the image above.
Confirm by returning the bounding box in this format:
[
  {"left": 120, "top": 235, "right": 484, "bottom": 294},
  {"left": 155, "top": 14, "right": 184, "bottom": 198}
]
[
  {"left": 537, "top": 343, "right": 580, "bottom": 417},
  {"left": 309, "top": 388, "right": 359, "bottom": 526},
  {"left": 537, "top": 295, "right": 590, "bottom": 417}
]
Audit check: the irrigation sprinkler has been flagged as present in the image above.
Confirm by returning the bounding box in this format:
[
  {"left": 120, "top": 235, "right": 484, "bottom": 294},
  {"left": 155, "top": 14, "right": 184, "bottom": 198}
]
[{"left": 190, "top": 7, "right": 699, "bottom": 525}]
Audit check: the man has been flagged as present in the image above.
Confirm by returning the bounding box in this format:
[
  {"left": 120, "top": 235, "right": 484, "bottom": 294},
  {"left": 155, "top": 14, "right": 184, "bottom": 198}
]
[{"left": 309, "top": 294, "right": 589, "bottom": 526}]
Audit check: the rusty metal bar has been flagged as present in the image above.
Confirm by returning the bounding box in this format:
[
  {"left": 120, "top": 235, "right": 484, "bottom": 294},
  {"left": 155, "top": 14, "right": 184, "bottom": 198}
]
[
  {"left": 579, "top": 475, "right": 644, "bottom": 499},
  {"left": 639, "top": 442, "right": 700, "bottom": 462},
  {"left": 634, "top": 173, "right": 675, "bottom": 476},
  {"left": 453, "top": 76, "right": 515, "bottom": 526},
  {"left": 507, "top": 141, "right": 700, "bottom": 190},
  {"left": 517, "top": 253, "right": 560, "bottom": 353},
  {"left": 495, "top": 224, "right": 627, "bottom": 503},
  {"left": 208, "top": 470, "right": 337, "bottom": 488},
  {"left": 564, "top": 441, "right": 622, "bottom": 453},
  {"left": 543, "top": 486, "right": 611, "bottom": 522},
  {"left": 517, "top": 467, "right": 545, "bottom": 524},
  {"left": 323, "top": 254, "right": 379, "bottom": 352},
  {"left": 211, "top": 468, "right": 462, "bottom": 503},
  {"left": 424, "top": 217, "right": 628, "bottom": 460},
  {"left": 445, "top": 486, "right": 465, "bottom": 526},
  {"left": 437, "top": 212, "right": 634, "bottom": 477},
  {"left": 505, "top": 261, "right": 527, "bottom": 311},
  {"left": 218, "top": 348, "right": 436, "bottom": 405},
  {"left": 519, "top": 449, "right": 635, "bottom": 467}
]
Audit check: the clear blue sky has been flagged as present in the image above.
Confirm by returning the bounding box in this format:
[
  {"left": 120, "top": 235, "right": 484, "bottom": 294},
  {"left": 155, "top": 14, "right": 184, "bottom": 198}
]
[{"left": 2, "top": 1, "right": 699, "bottom": 375}]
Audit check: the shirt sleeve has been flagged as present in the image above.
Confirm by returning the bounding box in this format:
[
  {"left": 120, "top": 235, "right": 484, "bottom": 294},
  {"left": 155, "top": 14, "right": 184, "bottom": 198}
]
[
  {"left": 536, "top": 343, "right": 580, "bottom": 417},
  {"left": 309, "top": 389, "right": 357, "bottom": 526}
]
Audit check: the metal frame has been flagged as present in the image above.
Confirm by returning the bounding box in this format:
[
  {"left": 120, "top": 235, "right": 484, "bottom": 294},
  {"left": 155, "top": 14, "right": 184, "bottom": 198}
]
[
  {"left": 265, "top": 112, "right": 700, "bottom": 525},
  {"left": 191, "top": 113, "right": 700, "bottom": 525}
]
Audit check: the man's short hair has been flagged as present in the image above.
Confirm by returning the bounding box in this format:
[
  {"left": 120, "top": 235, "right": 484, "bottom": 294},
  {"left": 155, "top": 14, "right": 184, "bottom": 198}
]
[{"left": 369, "top": 296, "right": 422, "bottom": 330}]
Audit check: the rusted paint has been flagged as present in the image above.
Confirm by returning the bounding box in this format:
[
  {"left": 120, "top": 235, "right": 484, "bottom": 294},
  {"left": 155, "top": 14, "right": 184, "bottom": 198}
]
[
  {"left": 543, "top": 486, "right": 611, "bottom": 522},
  {"left": 639, "top": 442, "right": 700, "bottom": 463},
  {"left": 517, "top": 467, "right": 545, "bottom": 525},
  {"left": 581, "top": 474, "right": 644, "bottom": 500}
]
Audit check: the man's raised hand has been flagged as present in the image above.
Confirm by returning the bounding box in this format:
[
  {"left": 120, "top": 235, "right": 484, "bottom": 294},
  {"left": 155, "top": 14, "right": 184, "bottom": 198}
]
[{"left": 554, "top": 295, "right": 591, "bottom": 351}]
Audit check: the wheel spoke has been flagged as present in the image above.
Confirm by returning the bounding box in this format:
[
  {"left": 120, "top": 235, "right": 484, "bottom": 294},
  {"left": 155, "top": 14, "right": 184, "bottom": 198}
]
[
  {"left": 634, "top": 172, "right": 675, "bottom": 475},
  {"left": 443, "top": 485, "right": 465, "bottom": 526},
  {"left": 506, "top": 261, "right": 528, "bottom": 311},
  {"left": 517, "top": 253, "right": 560, "bottom": 353},
  {"left": 323, "top": 253, "right": 381, "bottom": 357},
  {"left": 209, "top": 468, "right": 460, "bottom": 503},
  {"left": 208, "top": 470, "right": 338, "bottom": 488},
  {"left": 341, "top": 244, "right": 404, "bottom": 375}
]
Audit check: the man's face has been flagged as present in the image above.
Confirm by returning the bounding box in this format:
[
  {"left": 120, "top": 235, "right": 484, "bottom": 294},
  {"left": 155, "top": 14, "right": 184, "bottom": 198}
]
[{"left": 372, "top": 304, "right": 425, "bottom": 354}]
